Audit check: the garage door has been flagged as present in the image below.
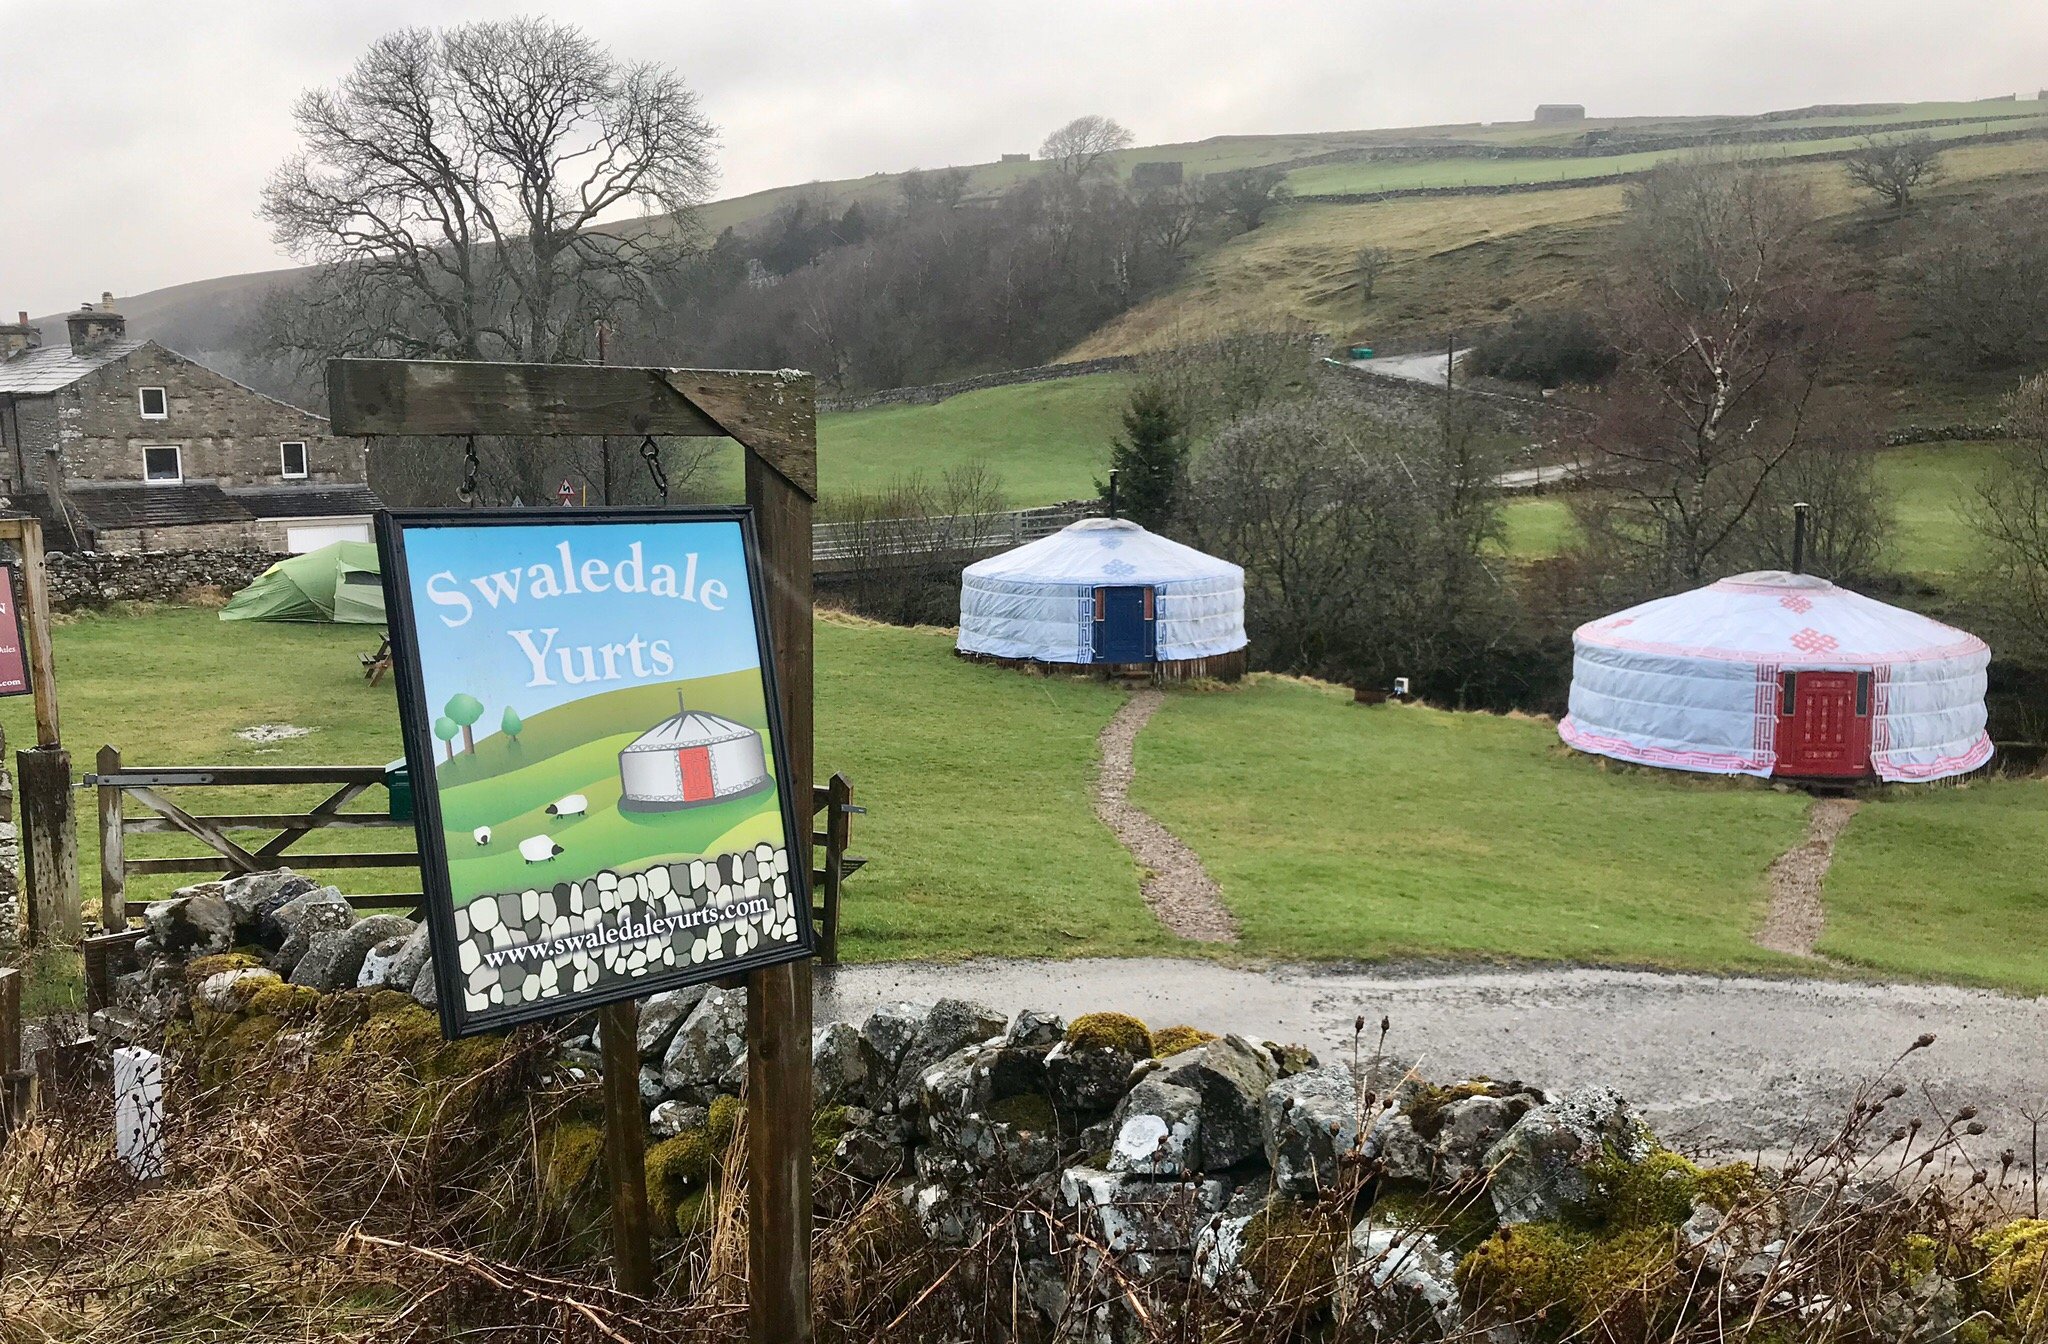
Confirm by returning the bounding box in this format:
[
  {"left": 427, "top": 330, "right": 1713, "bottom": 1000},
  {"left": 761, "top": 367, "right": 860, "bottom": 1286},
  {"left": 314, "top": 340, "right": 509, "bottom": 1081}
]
[{"left": 286, "top": 521, "right": 372, "bottom": 553}]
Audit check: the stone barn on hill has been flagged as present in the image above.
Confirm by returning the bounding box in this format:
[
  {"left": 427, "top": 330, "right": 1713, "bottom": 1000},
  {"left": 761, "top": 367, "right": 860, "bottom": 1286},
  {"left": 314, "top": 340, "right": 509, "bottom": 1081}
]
[{"left": 1534, "top": 104, "right": 1586, "bottom": 123}]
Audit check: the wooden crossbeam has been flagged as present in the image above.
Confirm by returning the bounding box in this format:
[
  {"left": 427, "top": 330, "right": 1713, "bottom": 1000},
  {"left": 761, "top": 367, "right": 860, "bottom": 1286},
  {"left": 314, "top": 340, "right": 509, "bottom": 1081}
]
[
  {"left": 125, "top": 785, "right": 263, "bottom": 872},
  {"left": 326, "top": 358, "right": 818, "bottom": 499},
  {"left": 254, "top": 781, "right": 370, "bottom": 864}
]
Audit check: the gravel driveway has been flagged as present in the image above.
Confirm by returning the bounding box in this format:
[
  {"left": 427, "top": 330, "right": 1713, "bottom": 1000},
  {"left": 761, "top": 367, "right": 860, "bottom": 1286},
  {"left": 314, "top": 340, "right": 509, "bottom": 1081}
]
[{"left": 819, "top": 958, "right": 2048, "bottom": 1162}]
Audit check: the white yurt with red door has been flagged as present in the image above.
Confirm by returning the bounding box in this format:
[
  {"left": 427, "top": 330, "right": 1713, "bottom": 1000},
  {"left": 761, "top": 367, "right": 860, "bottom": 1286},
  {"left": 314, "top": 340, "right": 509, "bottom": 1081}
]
[
  {"left": 1560, "top": 571, "right": 1992, "bottom": 782},
  {"left": 617, "top": 693, "right": 771, "bottom": 811}
]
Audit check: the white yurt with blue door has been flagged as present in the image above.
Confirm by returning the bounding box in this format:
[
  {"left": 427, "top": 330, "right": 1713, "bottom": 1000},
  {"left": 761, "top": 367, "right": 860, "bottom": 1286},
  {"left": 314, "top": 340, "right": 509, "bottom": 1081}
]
[{"left": 957, "top": 518, "right": 1247, "bottom": 680}]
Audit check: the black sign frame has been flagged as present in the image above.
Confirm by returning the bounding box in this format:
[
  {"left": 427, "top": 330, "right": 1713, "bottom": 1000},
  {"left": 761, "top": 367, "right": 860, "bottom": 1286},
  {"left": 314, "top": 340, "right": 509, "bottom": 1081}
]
[{"left": 377, "top": 505, "right": 816, "bottom": 1037}]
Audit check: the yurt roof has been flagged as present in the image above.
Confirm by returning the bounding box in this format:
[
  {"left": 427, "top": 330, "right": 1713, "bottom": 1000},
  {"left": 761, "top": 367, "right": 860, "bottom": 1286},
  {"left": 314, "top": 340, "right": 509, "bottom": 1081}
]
[
  {"left": 624, "top": 699, "right": 756, "bottom": 750},
  {"left": 1576, "top": 571, "right": 1986, "bottom": 666},
  {"left": 963, "top": 518, "right": 1241, "bottom": 588}
]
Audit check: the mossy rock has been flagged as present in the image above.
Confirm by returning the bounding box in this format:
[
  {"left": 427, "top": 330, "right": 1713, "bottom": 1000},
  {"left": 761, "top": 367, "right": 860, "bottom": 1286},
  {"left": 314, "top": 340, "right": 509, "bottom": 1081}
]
[
  {"left": 812, "top": 1105, "right": 853, "bottom": 1165},
  {"left": 1241, "top": 1198, "right": 1347, "bottom": 1300},
  {"left": 247, "top": 980, "right": 321, "bottom": 1023},
  {"left": 673, "top": 1187, "right": 715, "bottom": 1238},
  {"left": 1267, "top": 1041, "right": 1317, "bottom": 1077},
  {"left": 1065, "top": 1012, "right": 1150, "bottom": 1056},
  {"left": 1583, "top": 1148, "right": 1702, "bottom": 1231},
  {"left": 985, "top": 1091, "right": 1056, "bottom": 1133},
  {"left": 184, "top": 951, "right": 263, "bottom": 986},
  {"left": 1407, "top": 1079, "right": 1509, "bottom": 1140},
  {"left": 1457, "top": 1221, "right": 1678, "bottom": 1343},
  {"left": 1693, "top": 1160, "right": 1765, "bottom": 1214},
  {"left": 1977, "top": 1218, "right": 2048, "bottom": 1333},
  {"left": 1368, "top": 1185, "right": 1501, "bottom": 1257},
  {"left": 1150, "top": 1025, "right": 1218, "bottom": 1058},
  {"left": 707, "top": 1094, "right": 743, "bottom": 1147},
  {"left": 538, "top": 1120, "right": 606, "bottom": 1207},
  {"left": 646, "top": 1130, "right": 716, "bottom": 1233}
]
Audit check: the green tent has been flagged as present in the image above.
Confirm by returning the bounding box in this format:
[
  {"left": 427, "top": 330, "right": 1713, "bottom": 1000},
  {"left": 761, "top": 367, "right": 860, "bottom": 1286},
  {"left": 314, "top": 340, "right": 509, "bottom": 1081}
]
[{"left": 220, "top": 541, "right": 387, "bottom": 624}]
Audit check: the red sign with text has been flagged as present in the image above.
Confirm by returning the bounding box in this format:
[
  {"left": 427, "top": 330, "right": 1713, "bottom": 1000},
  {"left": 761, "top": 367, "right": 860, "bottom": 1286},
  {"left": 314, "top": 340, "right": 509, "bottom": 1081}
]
[{"left": 0, "top": 565, "right": 31, "bottom": 697}]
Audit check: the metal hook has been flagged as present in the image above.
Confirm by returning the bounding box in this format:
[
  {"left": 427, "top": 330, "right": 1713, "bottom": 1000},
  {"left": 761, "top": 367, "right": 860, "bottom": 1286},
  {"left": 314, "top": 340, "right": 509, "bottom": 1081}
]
[
  {"left": 456, "top": 435, "right": 481, "bottom": 506},
  {"left": 639, "top": 434, "right": 669, "bottom": 504}
]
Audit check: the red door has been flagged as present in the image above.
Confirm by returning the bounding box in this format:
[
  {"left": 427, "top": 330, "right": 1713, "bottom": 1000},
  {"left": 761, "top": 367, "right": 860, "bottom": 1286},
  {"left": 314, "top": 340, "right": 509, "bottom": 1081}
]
[
  {"left": 1774, "top": 671, "right": 1872, "bottom": 778},
  {"left": 677, "top": 746, "right": 714, "bottom": 802}
]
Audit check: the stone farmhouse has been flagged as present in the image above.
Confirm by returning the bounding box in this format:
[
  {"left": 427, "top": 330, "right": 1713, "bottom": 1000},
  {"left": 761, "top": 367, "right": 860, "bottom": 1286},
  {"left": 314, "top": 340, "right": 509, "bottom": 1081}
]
[{"left": 0, "top": 296, "right": 380, "bottom": 553}]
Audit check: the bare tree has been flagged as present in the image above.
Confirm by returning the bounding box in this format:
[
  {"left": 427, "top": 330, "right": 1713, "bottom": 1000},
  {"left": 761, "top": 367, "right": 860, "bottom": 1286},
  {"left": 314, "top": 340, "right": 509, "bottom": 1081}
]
[
  {"left": 899, "top": 167, "right": 972, "bottom": 213},
  {"left": 260, "top": 19, "right": 716, "bottom": 367},
  {"left": 1207, "top": 167, "right": 1292, "bottom": 232},
  {"left": 1136, "top": 328, "right": 1319, "bottom": 438},
  {"left": 1912, "top": 199, "right": 2048, "bottom": 371},
  {"left": 1568, "top": 154, "right": 1882, "bottom": 591},
  {"left": 1969, "top": 375, "right": 2048, "bottom": 662},
  {"left": 1038, "top": 115, "right": 1134, "bottom": 178},
  {"left": 1355, "top": 245, "right": 1391, "bottom": 303},
  {"left": 1843, "top": 133, "right": 1945, "bottom": 210}
]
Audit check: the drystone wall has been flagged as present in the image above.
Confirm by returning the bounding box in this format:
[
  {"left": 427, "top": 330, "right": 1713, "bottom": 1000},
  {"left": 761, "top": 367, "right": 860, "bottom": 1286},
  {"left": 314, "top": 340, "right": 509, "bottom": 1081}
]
[
  {"left": 46, "top": 548, "right": 282, "bottom": 611},
  {"left": 817, "top": 357, "right": 1137, "bottom": 414}
]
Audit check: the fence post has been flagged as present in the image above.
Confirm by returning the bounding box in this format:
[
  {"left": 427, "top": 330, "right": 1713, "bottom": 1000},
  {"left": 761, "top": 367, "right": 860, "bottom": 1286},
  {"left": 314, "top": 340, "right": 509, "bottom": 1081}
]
[
  {"left": 821, "top": 773, "right": 851, "bottom": 967},
  {"left": 0, "top": 966, "right": 19, "bottom": 1141},
  {"left": 17, "top": 746, "right": 76, "bottom": 947},
  {"left": 97, "top": 745, "right": 124, "bottom": 930}
]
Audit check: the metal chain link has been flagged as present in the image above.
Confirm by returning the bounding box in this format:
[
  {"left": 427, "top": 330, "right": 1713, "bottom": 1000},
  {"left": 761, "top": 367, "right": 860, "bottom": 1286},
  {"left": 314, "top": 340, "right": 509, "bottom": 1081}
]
[
  {"left": 457, "top": 435, "right": 481, "bottom": 506},
  {"left": 639, "top": 434, "right": 669, "bottom": 504}
]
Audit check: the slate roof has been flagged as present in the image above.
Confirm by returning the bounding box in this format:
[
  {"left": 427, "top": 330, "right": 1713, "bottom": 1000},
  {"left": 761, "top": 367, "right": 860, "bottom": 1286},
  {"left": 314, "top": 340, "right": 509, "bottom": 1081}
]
[
  {"left": 0, "top": 339, "right": 150, "bottom": 395},
  {"left": 31, "top": 481, "right": 382, "bottom": 536},
  {"left": 227, "top": 484, "right": 384, "bottom": 519}
]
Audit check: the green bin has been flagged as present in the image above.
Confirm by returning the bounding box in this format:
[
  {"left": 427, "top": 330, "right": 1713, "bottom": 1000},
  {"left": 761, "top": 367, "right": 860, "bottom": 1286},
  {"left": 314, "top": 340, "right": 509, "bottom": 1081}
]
[
  {"left": 385, "top": 758, "right": 413, "bottom": 822},
  {"left": 1349, "top": 346, "right": 1375, "bottom": 360}
]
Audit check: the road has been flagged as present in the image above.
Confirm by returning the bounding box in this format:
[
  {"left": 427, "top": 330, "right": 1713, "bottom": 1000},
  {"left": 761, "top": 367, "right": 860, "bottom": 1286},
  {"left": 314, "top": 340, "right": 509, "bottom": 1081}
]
[
  {"left": 1344, "top": 348, "right": 1472, "bottom": 387},
  {"left": 818, "top": 958, "right": 2047, "bottom": 1163}
]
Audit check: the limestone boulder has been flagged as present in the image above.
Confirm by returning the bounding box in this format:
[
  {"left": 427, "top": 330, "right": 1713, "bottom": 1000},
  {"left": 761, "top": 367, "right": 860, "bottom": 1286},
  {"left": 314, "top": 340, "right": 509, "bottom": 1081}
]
[
  {"left": 813, "top": 1020, "right": 870, "bottom": 1109},
  {"left": 1154, "top": 1034, "right": 1277, "bottom": 1171},
  {"left": 1262, "top": 1063, "right": 1362, "bottom": 1197},
  {"left": 635, "top": 986, "right": 709, "bottom": 1060},
  {"left": 357, "top": 923, "right": 430, "bottom": 990},
  {"left": 194, "top": 966, "right": 280, "bottom": 1013},
  {"left": 1108, "top": 1077, "right": 1203, "bottom": 1177},
  {"left": 660, "top": 988, "right": 750, "bottom": 1102},
  {"left": 222, "top": 869, "right": 317, "bottom": 937},
  {"left": 1483, "top": 1085, "right": 1657, "bottom": 1225},
  {"left": 1349, "top": 1220, "right": 1462, "bottom": 1338},
  {"left": 290, "top": 914, "right": 416, "bottom": 992},
  {"left": 1045, "top": 1039, "right": 1142, "bottom": 1118},
  {"left": 269, "top": 887, "right": 356, "bottom": 974},
  {"left": 1061, "top": 1166, "right": 1228, "bottom": 1274},
  {"left": 142, "top": 892, "right": 234, "bottom": 958}
]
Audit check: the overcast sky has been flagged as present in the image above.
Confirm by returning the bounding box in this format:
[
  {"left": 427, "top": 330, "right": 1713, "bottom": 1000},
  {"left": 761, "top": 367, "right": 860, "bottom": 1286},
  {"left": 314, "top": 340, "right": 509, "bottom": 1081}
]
[{"left": 2, "top": 0, "right": 2044, "bottom": 317}]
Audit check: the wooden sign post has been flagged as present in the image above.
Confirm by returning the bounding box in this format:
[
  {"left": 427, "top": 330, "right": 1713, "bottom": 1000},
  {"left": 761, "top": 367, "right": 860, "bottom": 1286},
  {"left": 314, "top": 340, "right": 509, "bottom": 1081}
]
[
  {"left": 0, "top": 517, "right": 73, "bottom": 945},
  {"left": 330, "top": 359, "right": 818, "bottom": 1342}
]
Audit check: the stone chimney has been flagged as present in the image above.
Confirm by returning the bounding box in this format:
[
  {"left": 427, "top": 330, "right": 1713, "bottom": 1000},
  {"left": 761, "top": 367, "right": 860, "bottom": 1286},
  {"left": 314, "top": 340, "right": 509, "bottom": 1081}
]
[
  {"left": 66, "top": 296, "right": 126, "bottom": 356},
  {"left": 0, "top": 310, "right": 39, "bottom": 360}
]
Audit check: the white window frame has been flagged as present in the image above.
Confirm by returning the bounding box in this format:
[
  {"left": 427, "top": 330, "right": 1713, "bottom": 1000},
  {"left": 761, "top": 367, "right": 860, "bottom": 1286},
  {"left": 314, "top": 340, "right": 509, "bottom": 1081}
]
[
  {"left": 137, "top": 386, "right": 168, "bottom": 419},
  {"left": 279, "top": 440, "right": 309, "bottom": 479},
  {"left": 141, "top": 445, "right": 183, "bottom": 485}
]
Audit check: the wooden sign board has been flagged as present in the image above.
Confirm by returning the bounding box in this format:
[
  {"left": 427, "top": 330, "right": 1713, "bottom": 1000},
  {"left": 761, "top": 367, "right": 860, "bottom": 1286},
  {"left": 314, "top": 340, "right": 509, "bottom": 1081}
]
[
  {"left": 0, "top": 564, "right": 32, "bottom": 698},
  {"left": 377, "top": 507, "right": 816, "bottom": 1038}
]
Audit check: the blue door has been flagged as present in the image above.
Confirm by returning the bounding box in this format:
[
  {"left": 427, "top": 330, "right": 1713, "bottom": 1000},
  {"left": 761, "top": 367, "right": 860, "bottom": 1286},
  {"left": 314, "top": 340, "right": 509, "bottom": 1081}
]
[{"left": 1092, "top": 586, "right": 1156, "bottom": 663}]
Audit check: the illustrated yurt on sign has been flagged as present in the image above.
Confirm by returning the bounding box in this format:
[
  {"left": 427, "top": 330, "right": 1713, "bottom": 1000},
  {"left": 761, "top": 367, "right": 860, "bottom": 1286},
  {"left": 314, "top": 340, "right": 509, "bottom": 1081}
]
[
  {"left": 618, "top": 693, "right": 771, "bottom": 811},
  {"left": 957, "top": 517, "right": 1248, "bottom": 680},
  {"left": 1560, "top": 570, "right": 1993, "bottom": 782}
]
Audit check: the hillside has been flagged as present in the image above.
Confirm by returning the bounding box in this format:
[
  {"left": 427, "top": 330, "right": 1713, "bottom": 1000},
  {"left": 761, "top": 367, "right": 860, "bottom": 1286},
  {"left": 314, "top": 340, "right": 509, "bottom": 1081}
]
[{"left": 56, "top": 96, "right": 2047, "bottom": 373}]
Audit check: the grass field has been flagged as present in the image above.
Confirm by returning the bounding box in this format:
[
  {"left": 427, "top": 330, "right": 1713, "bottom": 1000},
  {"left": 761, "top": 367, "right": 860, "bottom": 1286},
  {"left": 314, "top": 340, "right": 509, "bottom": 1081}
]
[
  {"left": 1131, "top": 676, "right": 1816, "bottom": 972},
  {"left": 1497, "top": 441, "right": 2006, "bottom": 576},
  {"left": 8, "top": 608, "right": 2048, "bottom": 997},
  {"left": 1284, "top": 119, "right": 2048, "bottom": 196},
  {"left": 1821, "top": 785, "right": 2048, "bottom": 995}
]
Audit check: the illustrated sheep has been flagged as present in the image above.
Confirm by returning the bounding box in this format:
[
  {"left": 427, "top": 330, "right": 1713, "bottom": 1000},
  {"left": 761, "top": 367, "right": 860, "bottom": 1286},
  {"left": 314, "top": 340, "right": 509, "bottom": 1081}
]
[
  {"left": 546, "top": 793, "right": 588, "bottom": 818},
  {"left": 472, "top": 825, "right": 492, "bottom": 846},
  {"left": 519, "top": 834, "right": 565, "bottom": 863}
]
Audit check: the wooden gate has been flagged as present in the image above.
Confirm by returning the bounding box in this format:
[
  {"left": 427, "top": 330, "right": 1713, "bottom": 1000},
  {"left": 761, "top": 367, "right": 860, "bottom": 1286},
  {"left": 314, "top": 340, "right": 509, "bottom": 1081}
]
[{"left": 88, "top": 748, "right": 422, "bottom": 922}]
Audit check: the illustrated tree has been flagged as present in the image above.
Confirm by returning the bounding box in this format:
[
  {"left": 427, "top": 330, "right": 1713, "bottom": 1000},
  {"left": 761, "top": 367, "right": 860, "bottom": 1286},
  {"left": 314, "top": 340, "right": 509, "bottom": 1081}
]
[
  {"left": 433, "top": 716, "right": 459, "bottom": 762},
  {"left": 1100, "top": 385, "right": 1189, "bottom": 529},
  {"left": 501, "top": 705, "right": 524, "bottom": 745},
  {"left": 445, "top": 693, "right": 485, "bottom": 755}
]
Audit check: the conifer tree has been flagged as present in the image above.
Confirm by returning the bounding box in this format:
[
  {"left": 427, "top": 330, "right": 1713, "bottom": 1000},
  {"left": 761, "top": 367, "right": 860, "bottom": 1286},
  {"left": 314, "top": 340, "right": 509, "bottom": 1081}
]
[{"left": 1100, "top": 385, "right": 1189, "bottom": 529}]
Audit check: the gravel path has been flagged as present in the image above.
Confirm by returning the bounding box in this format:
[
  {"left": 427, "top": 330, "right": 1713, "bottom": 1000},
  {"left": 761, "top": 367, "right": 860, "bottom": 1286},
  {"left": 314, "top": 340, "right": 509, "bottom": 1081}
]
[
  {"left": 818, "top": 958, "right": 2048, "bottom": 1161},
  {"left": 1757, "top": 797, "right": 1861, "bottom": 957},
  {"left": 1093, "top": 690, "right": 1240, "bottom": 943}
]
